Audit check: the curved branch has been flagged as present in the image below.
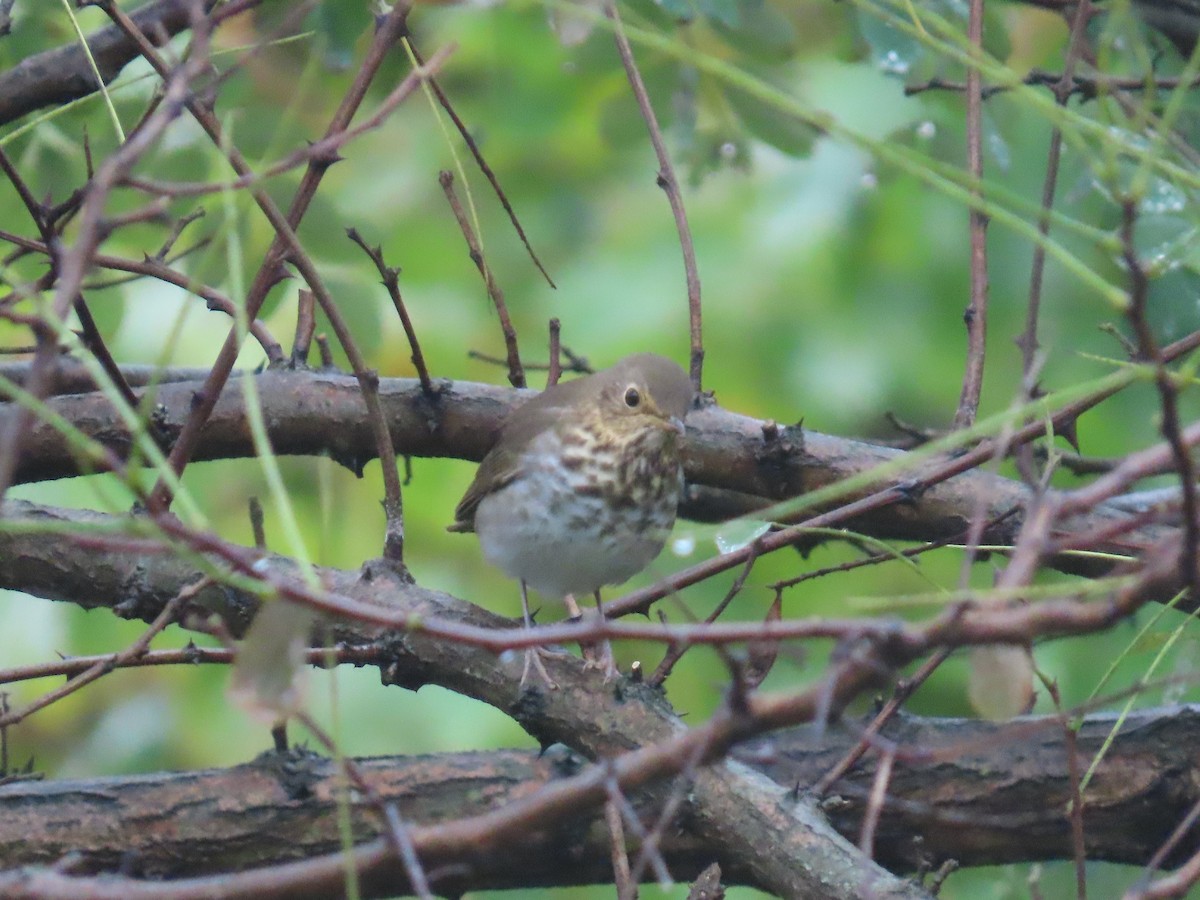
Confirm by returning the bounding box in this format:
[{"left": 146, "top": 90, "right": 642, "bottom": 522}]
[{"left": 3, "top": 706, "right": 1198, "bottom": 886}]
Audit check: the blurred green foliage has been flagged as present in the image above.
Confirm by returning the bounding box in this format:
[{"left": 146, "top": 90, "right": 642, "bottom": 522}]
[{"left": 3, "top": 0, "right": 1200, "bottom": 896}]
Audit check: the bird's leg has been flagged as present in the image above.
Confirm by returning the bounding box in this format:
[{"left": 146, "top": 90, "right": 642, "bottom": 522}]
[
  {"left": 564, "top": 592, "right": 601, "bottom": 671},
  {"left": 591, "top": 589, "right": 619, "bottom": 681},
  {"left": 572, "top": 590, "right": 618, "bottom": 681},
  {"left": 519, "top": 579, "right": 559, "bottom": 690}
]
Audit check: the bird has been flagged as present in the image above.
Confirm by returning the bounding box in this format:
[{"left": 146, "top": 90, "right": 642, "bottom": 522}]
[{"left": 450, "top": 353, "right": 694, "bottom": 687}]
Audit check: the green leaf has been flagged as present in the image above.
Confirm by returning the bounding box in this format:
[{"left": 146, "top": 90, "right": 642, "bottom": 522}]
[
  {"left": 856, "top": 7, "right": 924, "bottom": 79},
  {"left": 711, "top": 0, "right": 800, "bottom": 60},
  {"left": 981, "top": 3, "right": 1011, "bottom": 62},
  {"left": 696, "top": 0, "right": 742, "bottom": 29},
  {"left": 654, "top": 0, "right": 700, "bottom": 24},
  {"left": 723, "top": 73, "right": 819, "bottom": 157}
]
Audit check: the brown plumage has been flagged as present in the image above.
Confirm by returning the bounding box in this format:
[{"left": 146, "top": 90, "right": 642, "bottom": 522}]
[{"left": 451, "top": 353, "right": 693, "bottom": 686}]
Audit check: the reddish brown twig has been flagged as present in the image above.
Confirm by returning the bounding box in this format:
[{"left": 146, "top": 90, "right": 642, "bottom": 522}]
[
  {"left": 1017, "top": 0, "right": 1095, "bottom": 385},
  {"left": 952, "top": 0, "right": 989, "bottom": 430},
  {"left": 606, "top": 2, "right": 703, "bottom": 391},
  {"left": 144, "top": 2, "right": 419, "bottom": 511},
  {"left": 0, "top": 12, "right": 213, "bottom": 504},
  {"left": 547, "top": 318, "right": 562, "bottom": 387},
  {"left": 0, "top": 227, "right": 285, "bottom": 363},
  {"left": 346, "top": 228, "right": 435, "bottom": 397},
  {"left": 407, "top": 39, "right": 556, "bottom": 291},
  {"left": 439, "top": 169, "right": 524, "bottom": 388},
  {"left": 1120, "top": 200, "right": 1200, "bottom": 601},
  {"left": 0, "top": 578, "right": 207, "bottom": 728},
  {"left": 292, "top": 289, "right": 316, "bottom": 367}
]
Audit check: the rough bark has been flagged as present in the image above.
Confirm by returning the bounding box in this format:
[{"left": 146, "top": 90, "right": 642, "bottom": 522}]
[{"left": 3, "top": 706, "right": 1197, "bottom": 891}]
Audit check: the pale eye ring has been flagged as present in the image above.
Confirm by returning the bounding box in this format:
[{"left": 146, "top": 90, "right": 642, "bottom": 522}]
[{"left": 623, "top": 386, "right": 641, "bottom": 408}]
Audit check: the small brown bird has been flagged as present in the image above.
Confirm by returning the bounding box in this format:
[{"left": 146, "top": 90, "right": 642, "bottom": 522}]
[{"left": 451, "top": 353, "right": 693, "bottom": 686}]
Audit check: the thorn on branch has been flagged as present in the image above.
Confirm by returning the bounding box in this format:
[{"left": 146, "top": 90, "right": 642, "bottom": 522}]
[
  {"left": 248, "top": 496, "right": 266, "bottom": 550},
  {"left": 315, "top": 333, "right": 334, "bottom": 369},
  {"left": 547, "top": 318, "right": 562, "bottom": 388},
  {"left": 292, "top": 290, "right": 316, "bottom": 368}
]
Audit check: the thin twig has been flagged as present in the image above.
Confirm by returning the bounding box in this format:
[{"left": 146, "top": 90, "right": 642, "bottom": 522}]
[
  {"left": 1040, "top": 675, "right": 1088, "bottom": 900},
  {"left": 248, "top": 496, "right": 266, "bottom": 549},
  {"left": 770, "top": 509, "right": 1019, "bottom": 592},
  {"left": 905, "top": 69, "right": 1200, "bottom": 99},
  {"left": 605, "top": 773, "right": 673, "bottom": 888},
  {"left": 1119, "top": 199, "right": 1200, "bottom": 601},
  {"left": 952, "top": 0, "right": 989, "bottom": 430},
  {"left": 0, "top": 227, "right": 284, "bottom": 362},
  {"left": 406, "top": 39, "right": 556, "bottom": 290},
  {"left": 1017, "top": 0, "right": 1095, "bottom": 383},
  {"left": 0, "top": 645, "right": 391, "bottom": 686},
  {"left": 606, "top": 1, "right": 703, "bottom": 392},
  {"left": 152, "top": 207, "right": 206, "bottom": 261},
  {"left": 272, "top": 219, "right": 411, "bottom": 561},
  {"left": 468, "top": 347, "right": 590, "bottom": 375},
  {"left": 1137, "top": 795, "right": 1200, "bottom": 889},
  {"left": 649, "top": 547, "right": 759, "bottom": 686},
  {"left": 84, "top": 238, "right": 210, "bottom": 291},
  {"left": 604, "top": 787, "right": 635, "bottom": 900},
  {"left": 857, "top": 744, "right": 895, "bottom": 858},
  {"left": 627, "top": 720, "right": 721, "bottom": 887},
  {"left": 145, "top": 2, "right": 418, "bottom": 511},
  {"left": 383, "top": 804, "right": 434, "bottom": 900},
  {"left": 439, "top": 170, "right": 524, "bottom": 388},
  {"left": 0, "top": 146, "right": 142, "bottom": 421},
  {"left": 0, "top": 694, "right": 9, "bottom": 777},
  {"left": 813, "top": 647, "right": 951, "bottom": 796},
  {"left": 361, "top": 368, "right": 406, "bottom": 562},
  {"left": 295, "top": 712, "right": 434, "bottom": 899},
  {"left": 122, "top": 45, "right": 455, "bottom": 200},
  {"left": 292, "top": 289, "right": 315, "bottom": 367},
  {"left": 72, "top": 293, "right": 142, "bottom": 410},
  {"left": 0, "top": 578, "right": 207, "bottom": 728},
  {"left": 218, "top": 206, "right": 413, "bottom": 562},
  {"left": 315, "top": 333, "right": 334, "bottom": 368},
  {"left": 346, "top": 228, "right": 435, "bottom": 396},
  {"left": 1130, "top": 850, "right": 1200, "bottom": 899},
  {"left": 547, "top": 317, "right": 562, "bottom": 387}
]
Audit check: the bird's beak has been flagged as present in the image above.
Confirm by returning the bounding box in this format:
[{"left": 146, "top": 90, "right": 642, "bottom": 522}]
[{"left": 668, "top": 416, "right": 686, "bottom": 436}]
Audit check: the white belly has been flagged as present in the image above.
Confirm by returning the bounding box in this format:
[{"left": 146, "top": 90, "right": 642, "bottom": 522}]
[{"left": 473, "top": 431, "right": 680, "bottom": 599}]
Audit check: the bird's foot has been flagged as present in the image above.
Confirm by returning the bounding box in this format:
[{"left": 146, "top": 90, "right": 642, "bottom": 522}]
[
  {"left": 520, "top": 646, "right": 565, "bottom": 691},
  {"left": 571, "top": 603, "right": 619, "bottom": 682},
  {"left": 582, "top": 639, "right": 620, "bottom": 682}
]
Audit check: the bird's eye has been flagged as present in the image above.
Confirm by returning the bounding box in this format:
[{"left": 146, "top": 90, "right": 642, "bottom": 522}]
[{"left": 623, "top": 386, "right": 641, "bottom": 408}]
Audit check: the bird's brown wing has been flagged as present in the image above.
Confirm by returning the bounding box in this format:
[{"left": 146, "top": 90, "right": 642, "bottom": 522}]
[
  {"left": 448, "top": 376, "right": 594, "bottom": 533},
  {"left": 449, "top": 442, "right": 522, "bottom": 533}
]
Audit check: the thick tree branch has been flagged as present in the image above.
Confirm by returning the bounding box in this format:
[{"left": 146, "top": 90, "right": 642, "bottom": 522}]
[
  {"left": 4, "top": 706, "right": 1199, "bottom": 888},
  {"left": 0, "top": 499, "right": 931, "bottom": 899},
  {"left": 0, "top": 368, "right": 1177, "bottom": 588},
  {"left": 0, "top": 0, "right": 223, "bottom": 127},
  {"left": 0, "top": 488, "right": 1183, "bottom": 895}
]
